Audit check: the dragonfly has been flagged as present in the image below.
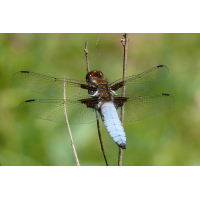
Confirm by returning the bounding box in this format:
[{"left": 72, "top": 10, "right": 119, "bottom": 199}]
[{"left": 13, "top": 65, "right": 175, "bottom": 149}]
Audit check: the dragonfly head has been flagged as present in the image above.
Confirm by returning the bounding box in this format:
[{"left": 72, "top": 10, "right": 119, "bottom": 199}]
[{"left": 86, "top": 70, "right": 107, "bottom": 84}]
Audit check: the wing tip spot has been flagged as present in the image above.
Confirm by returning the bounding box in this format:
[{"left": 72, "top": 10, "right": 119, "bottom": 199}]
[
  {"left": 25, "top": 99, "right": 36, "bottom": 102},
  {"left": 162, "top": 93, "right": 170, "bottom": 96},
  {"left": 21, "top": 71, "right": 30, "bottom": 73},
  {"left": 157, "top": 65, "right": 165, "bottom": 68}
]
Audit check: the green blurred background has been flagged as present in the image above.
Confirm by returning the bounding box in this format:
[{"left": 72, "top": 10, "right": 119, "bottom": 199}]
[{"left": 0, "top": 33, "right": 200, "bottom": 166}]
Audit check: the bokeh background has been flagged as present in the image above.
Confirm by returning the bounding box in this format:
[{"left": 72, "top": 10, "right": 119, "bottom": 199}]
[{"left": 0, "top": 33, "right": 199, "bottom": 166}]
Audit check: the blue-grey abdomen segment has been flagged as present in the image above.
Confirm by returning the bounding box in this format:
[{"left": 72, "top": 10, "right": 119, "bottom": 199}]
[{"left": 101, "top": 102, "right": 126, "bottom": 149}]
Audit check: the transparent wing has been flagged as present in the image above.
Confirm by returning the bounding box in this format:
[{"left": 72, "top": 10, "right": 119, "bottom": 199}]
[
  {"left": 13, "top": 71, "right": 90, "bottom": 99},
  {"left": 111, "top": 65, "right": 169, "bottom": 97},
  {"left": 19, "top": 99, "right": 97, "bottom": 124},
  {"left": 117, "top": 93, "right": 175, "bottom": 121}
]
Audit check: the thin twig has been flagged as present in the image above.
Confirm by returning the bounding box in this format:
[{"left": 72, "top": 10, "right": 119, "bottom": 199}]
[
  {"left": 95, "top": 108, "right": 109, "bottom": 166},
  {"left": 63, "top": 76, "right": 80, "bottom": 166},
  {"left": 118, "top": 33, "right": 129, "bottom": 166},
  {"left": 84, "top": 40, "right": 90, "bottom": 73},
  {"left": 84, "top": 40, "right": 108, "bottom": 165}
]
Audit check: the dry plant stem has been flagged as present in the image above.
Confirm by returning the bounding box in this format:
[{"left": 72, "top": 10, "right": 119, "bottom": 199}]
[
  {"left": 63, "top": 77, "right": 80, "bottom": 166},
  {"left": 84, "top": 40, "right": 90, "bottom": 73},
  {"left": 95, "top": 108, "right": 109, "bottom": 166},
  {"left": 118, "top": 33, "right": 129, "bottom": 166},
  {"left": 84, "top": 40, "right": 108, "bottom": 166}
]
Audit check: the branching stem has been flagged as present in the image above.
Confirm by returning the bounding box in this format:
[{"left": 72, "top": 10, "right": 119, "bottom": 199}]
[
  {"left": 118, "top": 33, "right": 129, "bottom": 166},
  {"left": 84, "top": 40, "right": 108, "bottom": 166}
]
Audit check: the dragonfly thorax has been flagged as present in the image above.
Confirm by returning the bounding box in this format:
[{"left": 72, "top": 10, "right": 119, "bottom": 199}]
[{"left": 92, "top": 83, "right": 116, "bottom": 100}]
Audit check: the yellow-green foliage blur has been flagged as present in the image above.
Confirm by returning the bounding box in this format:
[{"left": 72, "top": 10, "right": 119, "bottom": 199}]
[{"left": 0, "top": 33, "right": 199, "bottom": 165}]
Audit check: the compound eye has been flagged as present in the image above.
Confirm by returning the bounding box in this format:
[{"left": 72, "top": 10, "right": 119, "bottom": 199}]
[{"left": 86, "top": 71, "right": 104, "bottom": 82}]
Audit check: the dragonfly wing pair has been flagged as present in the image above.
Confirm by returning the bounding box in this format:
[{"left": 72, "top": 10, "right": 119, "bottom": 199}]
[
  {"left": 13, "top": 65, "right": 175, "bottom": 148},
  {"left": 13, "top": 66, "right": 174, "bottom": 124}
]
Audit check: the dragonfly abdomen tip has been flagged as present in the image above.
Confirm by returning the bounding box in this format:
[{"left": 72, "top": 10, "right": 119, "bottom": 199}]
[{"left": 120, "top": 143, "right": 126, "bottom": 149}]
